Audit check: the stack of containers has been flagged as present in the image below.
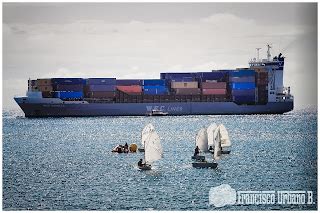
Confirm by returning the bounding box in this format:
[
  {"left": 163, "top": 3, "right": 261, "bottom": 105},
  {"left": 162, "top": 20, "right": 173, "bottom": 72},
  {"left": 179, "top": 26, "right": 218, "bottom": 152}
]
[
  {"left": 116, "top": 79, "right": 142, "bottom": 95},
  {"left": 198, "top": 71, "right": 228, "bottom": 96},
  {"left": 254, "top": 67, "right": 269, "bottom": 103},
  {"left": 85, "top": 78, "right": 116, "bottom": 98},
  {"left": 201, "top": 82, "right": 227, "bottom": 95},
  {"left": 143, "top": 79, "right": 168, "bottom": 95},
  {"left": 229, "top": 70, "right": 256, "bottom": 103},
  {"left": 36, "top": 78, "right": 53, "bottom": 98},
  {"left": 171, "top": 81, "right": 200, "bottom": 95},
  {"left": 52, "top": 78, "right": 84, "bottom": 99}
]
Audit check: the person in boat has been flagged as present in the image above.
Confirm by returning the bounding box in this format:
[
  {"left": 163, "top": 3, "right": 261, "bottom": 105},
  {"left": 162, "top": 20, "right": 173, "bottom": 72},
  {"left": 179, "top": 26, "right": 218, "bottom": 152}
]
[
  {"left": 208, "top": 146, "right": 213, "bottom": 153},
  {"left": 194, "top": 146, "right": 200, "bottom": 156},
  {"left": 124, "top": 143, "right": 129, "bottom": 153},
  {"left": 117, "top": 145, "right": 123, "bottom": 153},
  {"left": 138, "top": 159, "right": 145, "bottom": 167}
]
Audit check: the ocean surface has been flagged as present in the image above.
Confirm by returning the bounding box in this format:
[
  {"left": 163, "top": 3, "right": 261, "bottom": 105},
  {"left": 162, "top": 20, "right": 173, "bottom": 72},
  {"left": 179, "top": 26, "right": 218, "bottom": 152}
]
[{"left": 2, "top": 108, "right": 317, "bottom": 210}]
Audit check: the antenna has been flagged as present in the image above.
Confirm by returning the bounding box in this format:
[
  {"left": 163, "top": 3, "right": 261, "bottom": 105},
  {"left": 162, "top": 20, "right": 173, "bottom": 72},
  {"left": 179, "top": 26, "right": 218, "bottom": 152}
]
[
  {"left": 267, "top": 44, "right": 272, "bottom": 61},
  {"left": 256, "top": 48, "right": 261, "bottom": 61}
]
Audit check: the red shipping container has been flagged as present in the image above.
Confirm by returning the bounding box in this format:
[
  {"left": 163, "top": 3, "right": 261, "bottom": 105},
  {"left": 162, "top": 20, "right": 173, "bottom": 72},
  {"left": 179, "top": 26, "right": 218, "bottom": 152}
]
[
  {"left": 116, "top": 85, "right": 142, "bottom": 93},
  {"left": 202, "top": 89, "right": 227, "bottom": 95},
  {"left": 201, "top": 82, "right": 226, "bottom": 89},
  {"left": 174, "top": 88, "right": 201, "bottom": 95}
]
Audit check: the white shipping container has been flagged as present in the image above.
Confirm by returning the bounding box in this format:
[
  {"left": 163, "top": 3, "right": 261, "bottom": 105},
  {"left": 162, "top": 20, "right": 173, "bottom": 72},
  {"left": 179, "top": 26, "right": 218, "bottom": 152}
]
[{"left": 171, "top": 81, "right": 198, "bottom": 89}]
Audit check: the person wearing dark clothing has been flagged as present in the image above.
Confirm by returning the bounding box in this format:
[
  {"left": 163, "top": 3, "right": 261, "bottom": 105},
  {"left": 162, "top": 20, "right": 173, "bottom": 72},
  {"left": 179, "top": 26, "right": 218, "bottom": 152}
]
[
  {"left": 208, "top": 146, "right": 213, "bottom": 153},
  {"left": 124, "top": 143, "right": 129, "bottom": 153},
  {"left": 138, "top": 159, "right": 144, "bottom": 167},
  {"left": 194, "top": 146, "right": 200, "bottom": 156}
]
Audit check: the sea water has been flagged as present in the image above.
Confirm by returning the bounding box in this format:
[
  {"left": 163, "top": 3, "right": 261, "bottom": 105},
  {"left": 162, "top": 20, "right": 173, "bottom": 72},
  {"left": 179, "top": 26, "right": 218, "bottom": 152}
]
[{"left": 2, "top": 108, "right": 317, "bottom": 210}]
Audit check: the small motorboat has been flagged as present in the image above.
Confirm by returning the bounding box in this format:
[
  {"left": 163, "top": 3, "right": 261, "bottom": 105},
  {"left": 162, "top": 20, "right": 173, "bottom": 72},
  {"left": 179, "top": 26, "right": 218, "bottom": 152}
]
[
  {"left": 192, "top": 161, "right": 218, "bottom": 169},
  {"left": 147, "top": 109, "right": 168, "bottom": 116},
  {"left": 138, "top": 130, "right": 163, "bottom": 171}
]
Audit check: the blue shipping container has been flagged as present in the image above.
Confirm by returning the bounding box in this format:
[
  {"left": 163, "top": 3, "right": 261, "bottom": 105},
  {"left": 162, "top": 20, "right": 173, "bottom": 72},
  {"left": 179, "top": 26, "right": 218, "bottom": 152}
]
[
  {"left": 53, "top": 91, "right": 83, "bottom": 99},
  {"left": 52, "top": 78, "right": 84, "bottom": 85},
  {"left": 233, "top": 95, "right": 255, "bottom": 103},
  {"left": 231, "top": 82, "right": 255, "bottom": 90},
  {"left": 200, "top": 72, "right": 227, "bottom": 81},
  {"left": 229, "top": 76, "right": 255, "bottom": 83},
  {"left": 160, "top": 73, "right": 199, "bottom": 80},
  {"left": 143, "top": 79, "right": 166, "bottom": 86},
  {"left": 116, "top": 79, "right": 142, "bottom": 86},
  {"left": 232, "top": 89, "right": 255, "bottom": 96},
  {"left": 87, "top": 78, "right": 116, "bottom": 85},
  {"left": 143, "top": 86, "right": 168, "bottom": 95},
  {"left": 87, "top": 85, "right": 116, "bottom": 92},
  {"left": 229, "top": 70, "right": 255, "bottom": 77},
  {"left": 170, "top": 77, "right": 194, "bottom": 82}
]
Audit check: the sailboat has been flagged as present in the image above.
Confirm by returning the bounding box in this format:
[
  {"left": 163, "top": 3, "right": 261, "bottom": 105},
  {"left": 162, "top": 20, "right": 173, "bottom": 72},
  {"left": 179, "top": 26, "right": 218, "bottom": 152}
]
[
  {"left": 138, "top": 130, "right": 163, "bottom": 170},
  {"left": 207, "top": 123, "right": 218, "bottom": 153},
  {"left": 217, "top": 124, "right": 231, "bottom": 154},
  {"left": 139, "top": 123, "right": 155, "bottom": 152},
  {"left": 191, "top": 128, "right": 207, "bottom": 160},
  {"left": 192, "top": 125, "right": 220, "bottom": 169}
]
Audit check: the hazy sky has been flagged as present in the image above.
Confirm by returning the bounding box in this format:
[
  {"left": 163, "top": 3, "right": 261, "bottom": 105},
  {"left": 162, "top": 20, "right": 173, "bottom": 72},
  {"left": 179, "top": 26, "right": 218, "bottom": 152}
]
[{"left": 3, "top": 3, "right": 317, "bottom": 110}]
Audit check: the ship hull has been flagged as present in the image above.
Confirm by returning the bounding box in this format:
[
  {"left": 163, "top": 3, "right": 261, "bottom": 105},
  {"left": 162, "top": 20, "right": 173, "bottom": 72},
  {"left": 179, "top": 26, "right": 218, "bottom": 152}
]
[{"left": 14, "top": 98, "right": 293, "bottom": 117}]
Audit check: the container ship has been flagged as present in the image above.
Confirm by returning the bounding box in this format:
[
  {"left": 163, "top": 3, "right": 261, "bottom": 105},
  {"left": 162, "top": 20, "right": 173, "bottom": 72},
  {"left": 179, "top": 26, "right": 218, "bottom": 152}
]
[{"left": 14, "top": 46, "right": 293, "bottom": 117}]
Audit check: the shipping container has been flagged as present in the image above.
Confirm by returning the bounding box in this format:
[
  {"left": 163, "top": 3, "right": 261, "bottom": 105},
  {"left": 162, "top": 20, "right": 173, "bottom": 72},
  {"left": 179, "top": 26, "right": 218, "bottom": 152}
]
[
  {"left": 85, "top": 91, "right": 116, "bottom": 99},
  {"left": 256, "top": 72, "right": 269, "bottom": 85},
  {"left": 171, "top": 81, "right": 198, "bottom": 89},
  {"left": 87, "top": 78, "right": 116, "bottom": 85},
  {"left": 36, "top": 78, "right": 52, "bottom": 86},
  {"left": 201, "top": 82, "right": 226, "bottom": 89},
  {"left": 174, "top": 88, "right": 201, "bottom": 95},
  {"left": 229, "top": 70, "right": 255, "bottom": 77},
  {"left": 117, "top": 85, "right": 142, "bottom": 94},
  {"left": 253, "top": 67, "right": 268, "bottom": 73},
  {"left": 54, "top": 84, "right": 84, "bottom": 91},
  {"left": 200, "top": 72, "right": 228, "bottom": 82},
  {"left": 233, "top": 95, "right": 255, "bottom": 103},
  {"left": 86, "top": 84, "right": 115, "bottom": 92},
  {"left": 170, "top": 77, "right": 195, "bottom": 82},
  {"left": 142, "top": 79, "right": 166, "bottom": 86},
  {"left": 52, "top": 78, "right": 84, "bottom": 85},
  {"left": 42, "top": 91, "right": 53, "bottom": 98},
  {"left": 232, "top": 89, "right": 255, "bottom": 96},
  {"left": 202, "top": 89, "right": 227, "bottom": 95},
  {"left": 229, "top": 76, "right": 255, "bottom": 83},
  {"left": 230, "top": 82, "right": 255, "bottom": 90},
  {"left": 160, "top": 73, "right": 198, "bottom": 80},
  {"left": 143, "top": 87, "right": 168, "bottom": 95},
  {"left": 38, "top": 85, "right": 53, "bottom": 92},
  {"left": 53, "top": 91, "right": 83, "bottom": 99},
  {"left": 116, "top": 79, "right": 142, "bottom": 86}
]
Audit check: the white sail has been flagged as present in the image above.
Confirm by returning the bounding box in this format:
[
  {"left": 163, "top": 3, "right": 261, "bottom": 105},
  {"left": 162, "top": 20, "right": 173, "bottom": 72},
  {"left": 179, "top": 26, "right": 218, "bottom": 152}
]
[
  {"left": 207, "top": 123, "right": 218, "bottom": 147},
  {"left": 218, "top": 124, "right": 231, "bottom": 148},
  {"left": 144, "top": 131, "right": 163, "bottom": 164},
  {"left": 196, "top": 128, "right": 208, "bottom": 152},
  {"left": 141, "top": 123, "right": 155, "bottom": 146},
  {"left": 213, "top": 127, "right": 222, "bottom": 160}
]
